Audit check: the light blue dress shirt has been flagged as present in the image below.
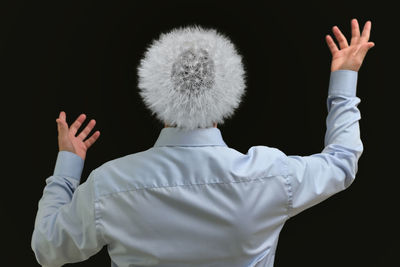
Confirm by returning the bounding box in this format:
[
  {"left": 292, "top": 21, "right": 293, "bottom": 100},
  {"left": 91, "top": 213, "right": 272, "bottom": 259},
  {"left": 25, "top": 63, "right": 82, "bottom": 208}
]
[{"left": 32, "top": 70, "right": 362, "bottom": 267}]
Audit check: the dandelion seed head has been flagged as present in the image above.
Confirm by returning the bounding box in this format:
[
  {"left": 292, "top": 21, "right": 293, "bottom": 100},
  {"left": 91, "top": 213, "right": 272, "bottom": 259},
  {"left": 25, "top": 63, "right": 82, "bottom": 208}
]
[{"left": 137, "top": 25, "right": 247, "bottom": 130}]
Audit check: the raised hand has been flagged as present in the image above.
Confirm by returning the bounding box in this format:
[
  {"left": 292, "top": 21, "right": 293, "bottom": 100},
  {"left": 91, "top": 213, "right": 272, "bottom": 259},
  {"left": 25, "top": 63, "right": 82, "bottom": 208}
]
[
  {"left": 56, "top": 111, "right": 100, "bottom": 161},
  {"left": 326, "top": 18, "right": 375, "bottom": 72}
]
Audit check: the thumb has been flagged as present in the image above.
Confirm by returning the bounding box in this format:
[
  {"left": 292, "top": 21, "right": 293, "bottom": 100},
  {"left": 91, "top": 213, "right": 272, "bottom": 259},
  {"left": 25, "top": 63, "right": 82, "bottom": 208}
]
[
  {"left": 56, "top": 118, "right": 69, "bottom": 135},
  {"left": 357, "top": 42, "right": 375, "bottom": 58}
]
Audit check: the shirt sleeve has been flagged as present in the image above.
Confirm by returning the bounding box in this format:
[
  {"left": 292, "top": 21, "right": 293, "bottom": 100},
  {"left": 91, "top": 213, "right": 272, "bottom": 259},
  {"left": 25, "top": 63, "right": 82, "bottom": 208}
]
[
  {"left": 31, "top": 151, "right": 106, "bottom": 267},
  {"left": 284, "top": 70, "right": 363, "bottom": 218}
]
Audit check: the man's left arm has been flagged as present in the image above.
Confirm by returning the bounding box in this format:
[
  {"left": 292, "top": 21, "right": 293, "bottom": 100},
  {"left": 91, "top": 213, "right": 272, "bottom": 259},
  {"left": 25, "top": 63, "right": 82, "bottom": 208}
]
[
  {"left": 31, "top": 151, "right": 106, "bottom": 266},
  {"left": 32, "top": 112, "right": 104, "bottom": 266}
]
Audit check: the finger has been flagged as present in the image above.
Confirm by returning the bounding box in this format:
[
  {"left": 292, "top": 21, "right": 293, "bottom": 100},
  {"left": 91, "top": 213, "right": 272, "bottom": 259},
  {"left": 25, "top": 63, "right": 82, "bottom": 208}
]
[
  {"left": 350, "top": 18, "right": 360, "bottom": 45},
  {"left": 360, "top": 20, "right": 372, "bottom": 43},
  {"left": 325, "top": 35, "right": 339, "bottom": 54},
  {"left": 84, "top": 131, "right": 100, "bottom": 148},
  {"left": 332, "top": 26, "right": 349, "bottom": 49},
  {"left": 77, "top": 119, "right": 96, "bottom": 141},
  {"left": 70, "top": 114, "right": 87, "bottom": 136},
  {"left": 59, "top": 111, "right": 67, "bottom": 122}
]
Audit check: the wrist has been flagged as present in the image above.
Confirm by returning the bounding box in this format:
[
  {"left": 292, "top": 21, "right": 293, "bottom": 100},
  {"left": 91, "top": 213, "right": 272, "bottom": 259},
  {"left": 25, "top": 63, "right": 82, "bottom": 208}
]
[{"left": 331, "top": 63, "right": 360, "bottom": 73}]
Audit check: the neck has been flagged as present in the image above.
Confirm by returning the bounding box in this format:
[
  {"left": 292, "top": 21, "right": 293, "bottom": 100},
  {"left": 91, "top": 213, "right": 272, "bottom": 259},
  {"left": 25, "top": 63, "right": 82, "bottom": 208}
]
[{"left": 164, "top": 123, "right": 218, "bottom": 128}]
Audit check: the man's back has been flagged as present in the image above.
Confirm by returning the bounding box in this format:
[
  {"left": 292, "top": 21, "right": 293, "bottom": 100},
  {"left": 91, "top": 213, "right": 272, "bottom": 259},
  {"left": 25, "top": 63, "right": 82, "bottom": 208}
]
[
  {"left": 96, "top": 128, "right": 289, "bottom": 266},
  {"left": 31, "top": 70, "right": 363, "bottom": 267}
]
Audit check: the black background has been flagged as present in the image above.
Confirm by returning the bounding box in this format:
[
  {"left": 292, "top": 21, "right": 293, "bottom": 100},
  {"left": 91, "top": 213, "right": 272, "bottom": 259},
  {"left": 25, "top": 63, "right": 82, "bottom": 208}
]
[{"left": 2, "top": 1, "right": 398, "bottom": 266}]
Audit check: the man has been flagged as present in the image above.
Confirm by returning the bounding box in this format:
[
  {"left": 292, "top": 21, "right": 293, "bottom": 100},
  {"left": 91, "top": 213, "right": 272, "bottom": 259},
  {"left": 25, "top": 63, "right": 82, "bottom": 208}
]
[{"left": 31, "top": 18, "right": 374, "bottom": 267}]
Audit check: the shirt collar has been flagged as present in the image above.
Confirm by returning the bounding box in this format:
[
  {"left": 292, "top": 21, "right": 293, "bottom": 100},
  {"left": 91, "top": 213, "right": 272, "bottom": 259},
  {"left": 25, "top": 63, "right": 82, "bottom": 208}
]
[{"left": 153, "top": 127, "right": 228, "bottom": 147}]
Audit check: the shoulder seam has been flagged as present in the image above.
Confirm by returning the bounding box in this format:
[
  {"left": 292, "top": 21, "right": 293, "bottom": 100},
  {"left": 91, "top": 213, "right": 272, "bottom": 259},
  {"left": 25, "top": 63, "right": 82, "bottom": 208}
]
[
  {"left": 280, "top": 156, "right": 293, "bottom": 218},
  {"left": 92, "top": 169, "right": 109, "bottom": 244}
]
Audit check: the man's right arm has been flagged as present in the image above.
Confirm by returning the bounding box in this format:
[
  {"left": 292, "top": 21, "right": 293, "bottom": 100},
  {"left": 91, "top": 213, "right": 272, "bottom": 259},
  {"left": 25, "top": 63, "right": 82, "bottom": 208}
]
[
  {"left": 282, "top": 18, "right": 374, "bottom": 217},
  {"left": 285, "top": 69, "right": 362, "bottom": 217}
]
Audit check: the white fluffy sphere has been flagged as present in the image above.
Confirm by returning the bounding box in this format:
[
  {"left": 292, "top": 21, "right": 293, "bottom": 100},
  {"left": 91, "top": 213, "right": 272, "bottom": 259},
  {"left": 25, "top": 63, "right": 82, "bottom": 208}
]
[{"left": 137, "top": 25, "right": 247, "bottom": 130}]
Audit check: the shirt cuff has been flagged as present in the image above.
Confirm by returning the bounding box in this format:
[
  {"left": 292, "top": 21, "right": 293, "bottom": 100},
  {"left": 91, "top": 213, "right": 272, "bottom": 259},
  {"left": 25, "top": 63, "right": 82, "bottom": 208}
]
[
  {"left": 53, "top": 151, "right": 84, "bottom": 181},
  {"left": 328, "top": 70, "right": 358, "bottom": 97}
]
